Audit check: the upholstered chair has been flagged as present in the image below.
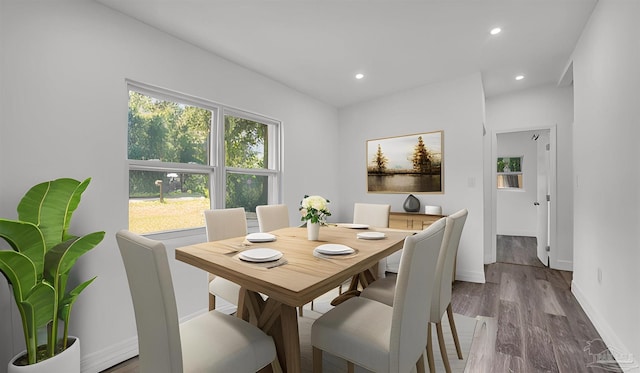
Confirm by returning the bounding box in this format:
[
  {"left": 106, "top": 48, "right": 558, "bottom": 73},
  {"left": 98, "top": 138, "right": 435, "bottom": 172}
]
[
  {"left": 256, "top": 204, "right": 290, "bottom": 233},
  {"left": 353, "top": 203, "right": 391, "bottom": 278},
  {"left": 116, "top": 230, "right": 277, "bottom": 373},
  {"left": 204, "top": 208, "right": 247, "bottom": 310},
  {"left": 360, "top": 209, "right": 468, "bottom": 372},
  {"left": 353, "top": 202, "right": 391, "bottom": 228},
  {"left": 311, "top": 218, "right": 446, "bottom": 373}
]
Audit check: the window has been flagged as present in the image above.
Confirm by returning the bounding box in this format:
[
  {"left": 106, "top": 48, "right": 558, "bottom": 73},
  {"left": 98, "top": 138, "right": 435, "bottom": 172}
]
[
  {"left": 497, "top": 156, "right": 523, "bottom": 189},
  {"left": 127, "top": 82, "right": 281, "bottom": 235},
  {"left": 223, "top": 110, "right": 281, "bottom": 217}
]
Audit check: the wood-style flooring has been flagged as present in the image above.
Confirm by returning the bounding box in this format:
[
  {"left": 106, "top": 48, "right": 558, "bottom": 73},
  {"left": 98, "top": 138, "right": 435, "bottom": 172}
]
[
  {"left": 497, "top": 235, "right": 545, "bottom": 267},
  {"left": 103, "top": 237, "right": 619, "bottom": 373},
  {"left": 456, "top": 236, "right": 619, "bottom": 372}
]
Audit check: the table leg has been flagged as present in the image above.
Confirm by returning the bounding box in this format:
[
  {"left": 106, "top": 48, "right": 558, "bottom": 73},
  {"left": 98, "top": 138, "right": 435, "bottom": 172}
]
[
  {"left": 239, "top": 290, "right": 301, "bottom": 373},
  {"left": 280, "top": 305, "right": 301, "bottom": 373}
]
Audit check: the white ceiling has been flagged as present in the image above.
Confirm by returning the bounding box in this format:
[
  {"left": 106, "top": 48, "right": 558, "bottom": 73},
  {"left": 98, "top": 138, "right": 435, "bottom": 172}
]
[{"left": 96, "top": 0, "right": 597, "bottom": 108}]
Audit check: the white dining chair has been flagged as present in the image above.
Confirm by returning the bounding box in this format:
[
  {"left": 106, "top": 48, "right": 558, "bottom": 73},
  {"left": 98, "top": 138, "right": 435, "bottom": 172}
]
[
  {"left": 359, "top": 209, "right": 468, "bottom": 373},
  {"left": 353, "top": 202, "right": 391, "bottom": 228},
  {"left": 353, "top": 203, "right": 391, "bottom": 278},
  {"left": 256, "top": 204, "right": 311, "bottom": 316},
  {"left": 116, "top": 230, "right": 277, "bottom": 373},
  {"left": 256, "top": 204, "right": 290, "bottom": 233},
  {"left": 311, "top": 218, "right": 446, "bottom": 373},
  {"left": 204, "top": 208, "right": 247, "bottom": 310}
]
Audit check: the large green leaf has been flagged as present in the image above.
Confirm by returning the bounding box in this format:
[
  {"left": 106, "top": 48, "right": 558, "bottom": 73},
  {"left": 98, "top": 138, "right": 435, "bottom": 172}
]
[
  {"left": 0, "top": 250, "right": 38, "bottom": 302},
  {"left": 43, "top": 232, "right": 102, "bottom": 355},
  {"left": 59, "top": 277, "right": 95, "bottom": 322},
  {"left": 59, "top": 276, "right": 96, "bottom": 350},
  {"left": 0, "top": 219, "right": 46, "bottom": 275},
  {"left": 17, "top": 178, "right": 90, "bottom": 249},
  {"left": 23, "top": 282, "right": 56, "bottom": 330},
  {"left": 21, "top": 283, "right": 56, "bottom": 362},
  {"left": 44, "top": 232, "right": 104, "bottom": 284}
]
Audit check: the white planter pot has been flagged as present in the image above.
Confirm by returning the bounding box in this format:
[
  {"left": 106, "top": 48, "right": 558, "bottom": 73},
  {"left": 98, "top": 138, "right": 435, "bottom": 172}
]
[{"left": 8, "top": 337, "right": 80, "bottom": 373}]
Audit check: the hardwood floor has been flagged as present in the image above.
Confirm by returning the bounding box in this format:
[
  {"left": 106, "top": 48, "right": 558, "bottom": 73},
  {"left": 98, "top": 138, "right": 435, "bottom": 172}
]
[
  {"left": 454, "top": 255, "right": 620, "bottom": 371},
  {"left": 497, "top": 235, "right": 545, "bottom": 267},
  {"left": 103, "top": 237, "right": 619, "bottom": 373}
]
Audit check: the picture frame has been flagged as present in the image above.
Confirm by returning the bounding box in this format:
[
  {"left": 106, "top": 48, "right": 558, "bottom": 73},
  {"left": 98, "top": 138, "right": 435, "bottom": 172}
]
[{"left": 366, "top": 130, "right": 444, "bottom": 193}]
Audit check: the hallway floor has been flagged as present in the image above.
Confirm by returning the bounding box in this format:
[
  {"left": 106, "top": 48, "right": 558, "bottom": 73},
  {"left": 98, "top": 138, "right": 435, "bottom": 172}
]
[{"left": 453, "top": 236, "right": 618, "bottom": 372}]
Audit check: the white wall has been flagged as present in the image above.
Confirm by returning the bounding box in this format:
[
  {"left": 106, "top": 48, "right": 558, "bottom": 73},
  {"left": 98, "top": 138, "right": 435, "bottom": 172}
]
[
  {"left": 485, "top": 85, "right": 574, "bottom": 266},
  {"left": 0, "top": 1, "right": 340, "bottom": 371},
  {"left": 496, "top": 131, "right": 538, "bottom": 236},
  {"left": 571, "top": 0, "right": 640, "bottom": 369},
  {"left": 337, "top": 74, "right": 487, "bottom": 284}
]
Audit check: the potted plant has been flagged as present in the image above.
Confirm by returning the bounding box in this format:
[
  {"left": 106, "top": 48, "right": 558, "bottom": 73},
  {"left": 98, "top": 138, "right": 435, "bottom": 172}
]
[{"left": 0, "top": 177, "right": 104, "bottom": 372}]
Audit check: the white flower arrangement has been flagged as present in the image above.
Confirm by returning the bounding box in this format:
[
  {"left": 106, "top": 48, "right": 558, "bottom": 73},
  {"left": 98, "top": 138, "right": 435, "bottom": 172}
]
[{"left": 299, "top": 195, "right": 331, "bottom": 224}]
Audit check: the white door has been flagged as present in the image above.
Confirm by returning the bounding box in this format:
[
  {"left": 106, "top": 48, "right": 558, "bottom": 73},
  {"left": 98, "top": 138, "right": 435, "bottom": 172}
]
[{"left": 535, "top": 131, "right": 551, "bottom": 266}]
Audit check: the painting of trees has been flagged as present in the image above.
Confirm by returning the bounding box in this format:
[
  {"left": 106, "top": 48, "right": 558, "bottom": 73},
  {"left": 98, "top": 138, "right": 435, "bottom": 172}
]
[
  {"left": 411, "top": 136, "right": 432, "bottom": 173},
  {"left": 366, "top": 131, "right": 443, "bottom": 193},
  {"left": 372, "top": 144, "right": 388, "bottom": 173}
]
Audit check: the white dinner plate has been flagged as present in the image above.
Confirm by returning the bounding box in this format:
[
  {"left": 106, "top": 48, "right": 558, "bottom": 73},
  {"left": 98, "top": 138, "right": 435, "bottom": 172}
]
[
  {"left": 357, "top": 232, "right": 386, "bottom": 240},
  {"left": 315, "top": 244, "right": 355, "bottom": 255},
  {"left": 245, "top": 232, "right": 277, "bottom": 243},
  {"left": 337, "top": 223, "right": 369, "bottom": 229},
  {"left": 239, "top": 248, "right": 283, "bottom": 262}
]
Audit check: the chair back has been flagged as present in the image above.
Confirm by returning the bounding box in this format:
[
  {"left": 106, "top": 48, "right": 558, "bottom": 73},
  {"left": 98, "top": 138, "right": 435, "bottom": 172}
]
[
  {"left": 204, "top": 208, "right": 247, "bottom": 241},
  {"left": 116, "top": 230, "right": 183, "bottom": 373},
  {"left": 389, "top": 218, "right": 446, "bottom": 372},
  {"left": 256, "top": 204, "right": 290, "bottom": 232},
  {"left": 353, "top": 203, "right": 390, "bottom": 227},
  {"left": 430, "top": 209, "right": 468, "bottom": 321}
]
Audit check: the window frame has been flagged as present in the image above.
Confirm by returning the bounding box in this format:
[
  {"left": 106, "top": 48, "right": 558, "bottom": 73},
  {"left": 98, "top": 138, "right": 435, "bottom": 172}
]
[
  {"left": 218, "top": 108, "right": 283, "bottom": 211},
  {"left": 127, "top": 80, "right": 282, "bottom": 238},
  {"left": 497, "top": 155, "right": 524, "bottom": 190}
]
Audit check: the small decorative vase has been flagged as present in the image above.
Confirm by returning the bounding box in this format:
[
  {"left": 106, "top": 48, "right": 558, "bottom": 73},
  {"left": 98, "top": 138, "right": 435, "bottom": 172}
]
[
  {"left": 403, "top": 194, "right": 420, "bottom": 212},
  {"left": 307, "top": 221, "right": 320, "bottom": 240}
]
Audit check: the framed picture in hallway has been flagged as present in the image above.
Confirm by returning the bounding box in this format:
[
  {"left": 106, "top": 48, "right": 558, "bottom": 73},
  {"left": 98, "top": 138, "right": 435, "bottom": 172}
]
[{"left": 366, "top": 130, "right": 444, "bottom": 193}]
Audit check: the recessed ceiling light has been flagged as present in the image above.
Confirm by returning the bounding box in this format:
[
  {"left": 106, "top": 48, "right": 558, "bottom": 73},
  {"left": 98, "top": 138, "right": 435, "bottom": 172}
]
[
  {"left": 515, "top": 75, "right": 525, "bottom": 81},
  {"left": 355, "top": 73, "right": 364, "bottom": 80},
  {"left": 490, "top": 27, "right": 502, "bottom": 35}
]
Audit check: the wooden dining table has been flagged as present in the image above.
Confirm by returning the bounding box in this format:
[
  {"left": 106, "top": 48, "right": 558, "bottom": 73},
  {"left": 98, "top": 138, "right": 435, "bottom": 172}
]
[{"left": 175, "top": 225, "right": 413, "bottom": 373}]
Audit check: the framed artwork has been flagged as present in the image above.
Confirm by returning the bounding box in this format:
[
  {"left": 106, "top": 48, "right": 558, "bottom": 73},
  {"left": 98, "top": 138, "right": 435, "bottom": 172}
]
[{"left": 367, "top": 130, "right": 443, "bottom": 193}]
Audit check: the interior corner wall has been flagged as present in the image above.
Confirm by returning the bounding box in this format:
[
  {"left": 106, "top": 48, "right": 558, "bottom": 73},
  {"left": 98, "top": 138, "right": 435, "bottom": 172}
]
[
  {"left": 571, "top": 0, "right": 640, "bottom": 368},
  {"left": 0, "top": 1, "right": 339, "bottom": 371},
  {"left": 485, "top": 85, "right": 574, "bottom": 266},
  {"left": 337, "top": 73, "right": 486, "bottom": 284}
]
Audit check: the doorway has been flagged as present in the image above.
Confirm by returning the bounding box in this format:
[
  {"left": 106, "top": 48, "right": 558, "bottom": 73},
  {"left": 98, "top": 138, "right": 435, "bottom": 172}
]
[{"left": 491, "top": 127, "right": 557, "bottom": 268}]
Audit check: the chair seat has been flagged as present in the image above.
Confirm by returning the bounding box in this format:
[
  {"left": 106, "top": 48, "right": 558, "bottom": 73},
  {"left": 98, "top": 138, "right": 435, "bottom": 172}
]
[
  {"left": 311, "top": 297, "right": 393, "bottom": 372},
  {"left": 209, "top": 277, "right": 241, "bottom": 306},
  {"left": 181, "top": 310, "right": 276, "bottom": 372},
  {"left": 359, "top": 275, "right": 396, "bottom": 306}
]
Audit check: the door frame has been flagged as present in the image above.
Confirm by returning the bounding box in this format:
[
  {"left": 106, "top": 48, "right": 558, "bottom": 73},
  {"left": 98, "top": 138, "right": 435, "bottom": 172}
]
[{"left": 489, "top": 126, "right": 558, "bottom": 268}]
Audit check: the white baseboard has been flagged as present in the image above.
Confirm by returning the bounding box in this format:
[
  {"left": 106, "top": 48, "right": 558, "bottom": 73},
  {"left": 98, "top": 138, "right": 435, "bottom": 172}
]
[
  {"left": 571, "top": 281, "right": 639, "bottom": 372},
  {"left": 553, "top": 259, "right": 573, "bottom": 271},
  {"left": 455, "top": 269, "right": 485, "bottom": 284},
  {"left": 81, "top": 309, "right": 210, "bottom": 372},
  {"left": 81, "top": 336, "right": 138, "bottom": 373}
]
